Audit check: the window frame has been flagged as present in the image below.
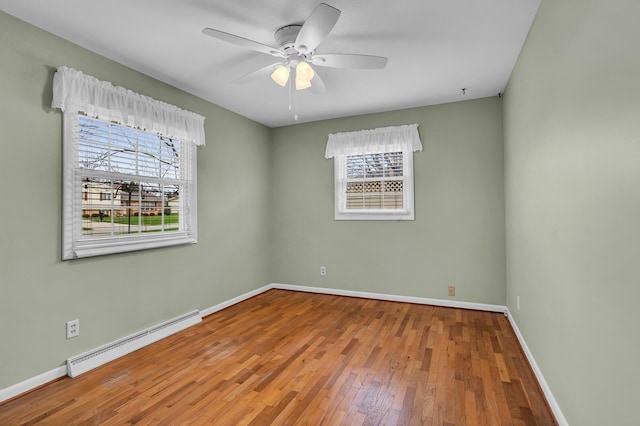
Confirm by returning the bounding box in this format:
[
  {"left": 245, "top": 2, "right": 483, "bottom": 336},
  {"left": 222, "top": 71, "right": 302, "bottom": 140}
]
[
  {"left": 333, "top": 148, "right": 416, "bottom": 221},
  {"left": 62, "top": 112, "right": 198, "bottom": 259}
]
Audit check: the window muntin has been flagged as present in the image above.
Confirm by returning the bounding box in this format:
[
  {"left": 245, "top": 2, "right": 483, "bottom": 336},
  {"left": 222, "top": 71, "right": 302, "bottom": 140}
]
[{"left": 63, "top": 114, "right": 197, "bottom": 259}]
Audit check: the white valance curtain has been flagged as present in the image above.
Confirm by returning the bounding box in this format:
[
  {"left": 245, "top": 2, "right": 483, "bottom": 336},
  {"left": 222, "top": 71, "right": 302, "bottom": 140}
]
[
  {"left": 325, "top": 124, "right": 422, "bottom": 158},
  {"left": 51, "top": 66, "right": 206, "bottom": 146}
]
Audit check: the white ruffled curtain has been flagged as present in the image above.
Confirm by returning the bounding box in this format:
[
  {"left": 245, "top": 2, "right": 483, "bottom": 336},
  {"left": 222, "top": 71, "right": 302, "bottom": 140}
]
[
  {"left": 325, "top": 124, "right": 422, "bottom": 158},
  {"left": 51, "top": 66, "right": 206, "bottom": 146}
]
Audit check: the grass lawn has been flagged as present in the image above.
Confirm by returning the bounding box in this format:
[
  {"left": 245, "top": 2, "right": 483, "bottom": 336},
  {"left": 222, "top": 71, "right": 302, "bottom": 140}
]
[{"left": 91, "top": 214, "right": 179, "bottom": 226}]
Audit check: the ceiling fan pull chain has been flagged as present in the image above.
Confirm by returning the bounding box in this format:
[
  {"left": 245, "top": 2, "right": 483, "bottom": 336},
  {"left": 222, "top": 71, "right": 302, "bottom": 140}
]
[
  {"left": 289, "top": 65, "right": 298, "bottom": 121},
  {"left": 288, "top": 71, "right": 293, "bottom": 112},
  {"left": 293, "top": 84, "right": 299, "bottom": 121}
]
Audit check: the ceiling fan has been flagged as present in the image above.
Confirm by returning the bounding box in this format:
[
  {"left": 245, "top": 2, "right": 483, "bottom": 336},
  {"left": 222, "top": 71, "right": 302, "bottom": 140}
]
[{"left": 202, "top": 3, "right": 388, "bottom": 94}]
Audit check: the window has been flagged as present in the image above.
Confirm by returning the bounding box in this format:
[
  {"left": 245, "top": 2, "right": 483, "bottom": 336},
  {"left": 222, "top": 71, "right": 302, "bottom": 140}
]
[
  {"left": 325, "top": 124, "right": 422, "bottom": 220},
  {"left": 52, "top": 67, "right": 205, "bottom": 259}
]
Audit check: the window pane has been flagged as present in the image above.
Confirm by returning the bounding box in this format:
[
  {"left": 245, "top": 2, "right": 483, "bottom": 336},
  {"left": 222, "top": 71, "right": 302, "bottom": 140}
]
[
  {"left": 78, "top": 118, "right": 112, "bottom": 172},
  {"left": 160, "top": 137, "right": 181, "bottom": 180},
  {"left": 78, "top": 116, "right": 182, "bottom": 180},
  {"left": 79, "top": 177, "right": 182, "bottom": 237},
  {"left": 80, "top": 177, "right": 114, "bottom": 237},
  {"left": 347, "top": 152, "right": 403, "bottom": 180},
  {"left": 345, "top": 179, "right": 404, "bottom": 210}
]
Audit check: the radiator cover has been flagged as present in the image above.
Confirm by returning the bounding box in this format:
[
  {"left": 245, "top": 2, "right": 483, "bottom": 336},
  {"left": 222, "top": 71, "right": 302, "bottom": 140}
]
[{"left": 66, "top": 310, "right": 201, "bottom": 378}]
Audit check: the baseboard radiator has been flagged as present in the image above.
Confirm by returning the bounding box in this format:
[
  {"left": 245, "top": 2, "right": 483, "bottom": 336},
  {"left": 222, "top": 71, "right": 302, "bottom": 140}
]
[{"left": 66, "top": 310, "right": 201, "bottom": 378}]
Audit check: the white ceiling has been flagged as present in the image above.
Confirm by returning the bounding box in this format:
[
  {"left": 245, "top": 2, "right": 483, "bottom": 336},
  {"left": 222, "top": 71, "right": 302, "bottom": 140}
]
[{"left": 0, "top": 0, "right": 540, "bottom": 128}]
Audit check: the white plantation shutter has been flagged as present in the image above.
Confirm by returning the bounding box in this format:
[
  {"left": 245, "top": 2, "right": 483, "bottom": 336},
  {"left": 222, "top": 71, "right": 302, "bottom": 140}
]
[{"left": 326, "top": 124, "right": 422, "bottom": 221}]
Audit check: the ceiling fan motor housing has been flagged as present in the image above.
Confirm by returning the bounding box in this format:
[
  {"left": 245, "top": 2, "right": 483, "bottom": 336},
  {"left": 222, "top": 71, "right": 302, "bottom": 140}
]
[{"left": 274, "top": 25, "right": 303, "bottom": 54}]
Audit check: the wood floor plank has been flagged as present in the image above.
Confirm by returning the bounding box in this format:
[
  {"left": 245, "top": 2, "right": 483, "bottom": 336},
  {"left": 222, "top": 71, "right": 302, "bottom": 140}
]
[{"left": 0, "top": 290, "right": 557, "bottom": 425}]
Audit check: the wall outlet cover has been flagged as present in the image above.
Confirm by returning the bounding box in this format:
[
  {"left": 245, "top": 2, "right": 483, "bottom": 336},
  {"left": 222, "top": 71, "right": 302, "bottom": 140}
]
[{"left": 66, "top": 319, "right": 80, "bottom": 339}]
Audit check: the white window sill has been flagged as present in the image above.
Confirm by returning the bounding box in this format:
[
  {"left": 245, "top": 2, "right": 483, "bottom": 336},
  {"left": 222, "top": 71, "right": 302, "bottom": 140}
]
[
  {"left": 335, "top": 209, "right": 414, "bottom": 221},
  {"left": 65, "top": 234, "right": 196, "bottom": 259}
]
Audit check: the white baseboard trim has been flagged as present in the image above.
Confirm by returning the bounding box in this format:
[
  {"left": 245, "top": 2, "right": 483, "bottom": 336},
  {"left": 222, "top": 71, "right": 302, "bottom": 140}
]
[
  {"left": 270, "top": 283, "right": 508, "bottom": 313},
  {"left": 0, "top": 365, "right": 67, "bottom": 403},
  {"left": 506, "top": 309, "right": 568, "bottom": 426},
  {"left": 200, "top": 285, "right": 273, "bottom": 317}
]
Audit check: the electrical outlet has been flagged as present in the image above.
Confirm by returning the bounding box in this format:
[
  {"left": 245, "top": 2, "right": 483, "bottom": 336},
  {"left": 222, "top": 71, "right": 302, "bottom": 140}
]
[
  {"left": 320, "top": 266, "right": 327, "bottom": 276},
  {"left": 517, "top": 296, "right": 520, "bottom": 311},
  {"left": 66, "top": 319, "right": 79, "bottom": 339},
  {"left": 448, "top": 285, "right": 455, "bottom": 296}
]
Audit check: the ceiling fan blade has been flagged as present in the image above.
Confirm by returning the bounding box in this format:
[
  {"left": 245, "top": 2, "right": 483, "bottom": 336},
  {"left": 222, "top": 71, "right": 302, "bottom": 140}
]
[
  {"left": 294, "top": 3, "right": 341, "bottom": 54},
  {"left": 309, "top": 71, "right": 326, "bottom": 94},
  {"left": 312, "top": 53, "right": 388, "bottom": 69},
  {"left": 202, "top": 28, "right": 286, "bottom": 58},
  {"left": 233, "top": 63, "right": 281, "bottom": 85}
]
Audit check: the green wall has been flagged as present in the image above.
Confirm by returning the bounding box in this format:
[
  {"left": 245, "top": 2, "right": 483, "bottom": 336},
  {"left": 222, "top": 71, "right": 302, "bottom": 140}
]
[
  {"left": 270, "top": 98, "right": 506, "bottom": 304},
  {"left": 504, "top": 1, "right": 640, "bottom": 424},
  {"left": 0, "top": 11, "right": 272, "bottom": 389}
]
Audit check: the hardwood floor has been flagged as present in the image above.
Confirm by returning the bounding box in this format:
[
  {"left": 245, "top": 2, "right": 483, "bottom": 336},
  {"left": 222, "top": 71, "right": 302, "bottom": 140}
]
[{"left": 0, "top": 290, "right": 556, "bottom": 425}]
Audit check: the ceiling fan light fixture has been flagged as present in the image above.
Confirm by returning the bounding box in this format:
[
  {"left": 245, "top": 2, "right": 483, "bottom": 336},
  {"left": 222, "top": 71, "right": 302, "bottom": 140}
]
[
  {"left": 295, "top": 76, "right": 312, "bottom": 90},
  {"left": 296, "top": 61, "right": 315, "bottom": 83},
  {"left": 271, "top": 65, "right": 290, "bottom": 86}
]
